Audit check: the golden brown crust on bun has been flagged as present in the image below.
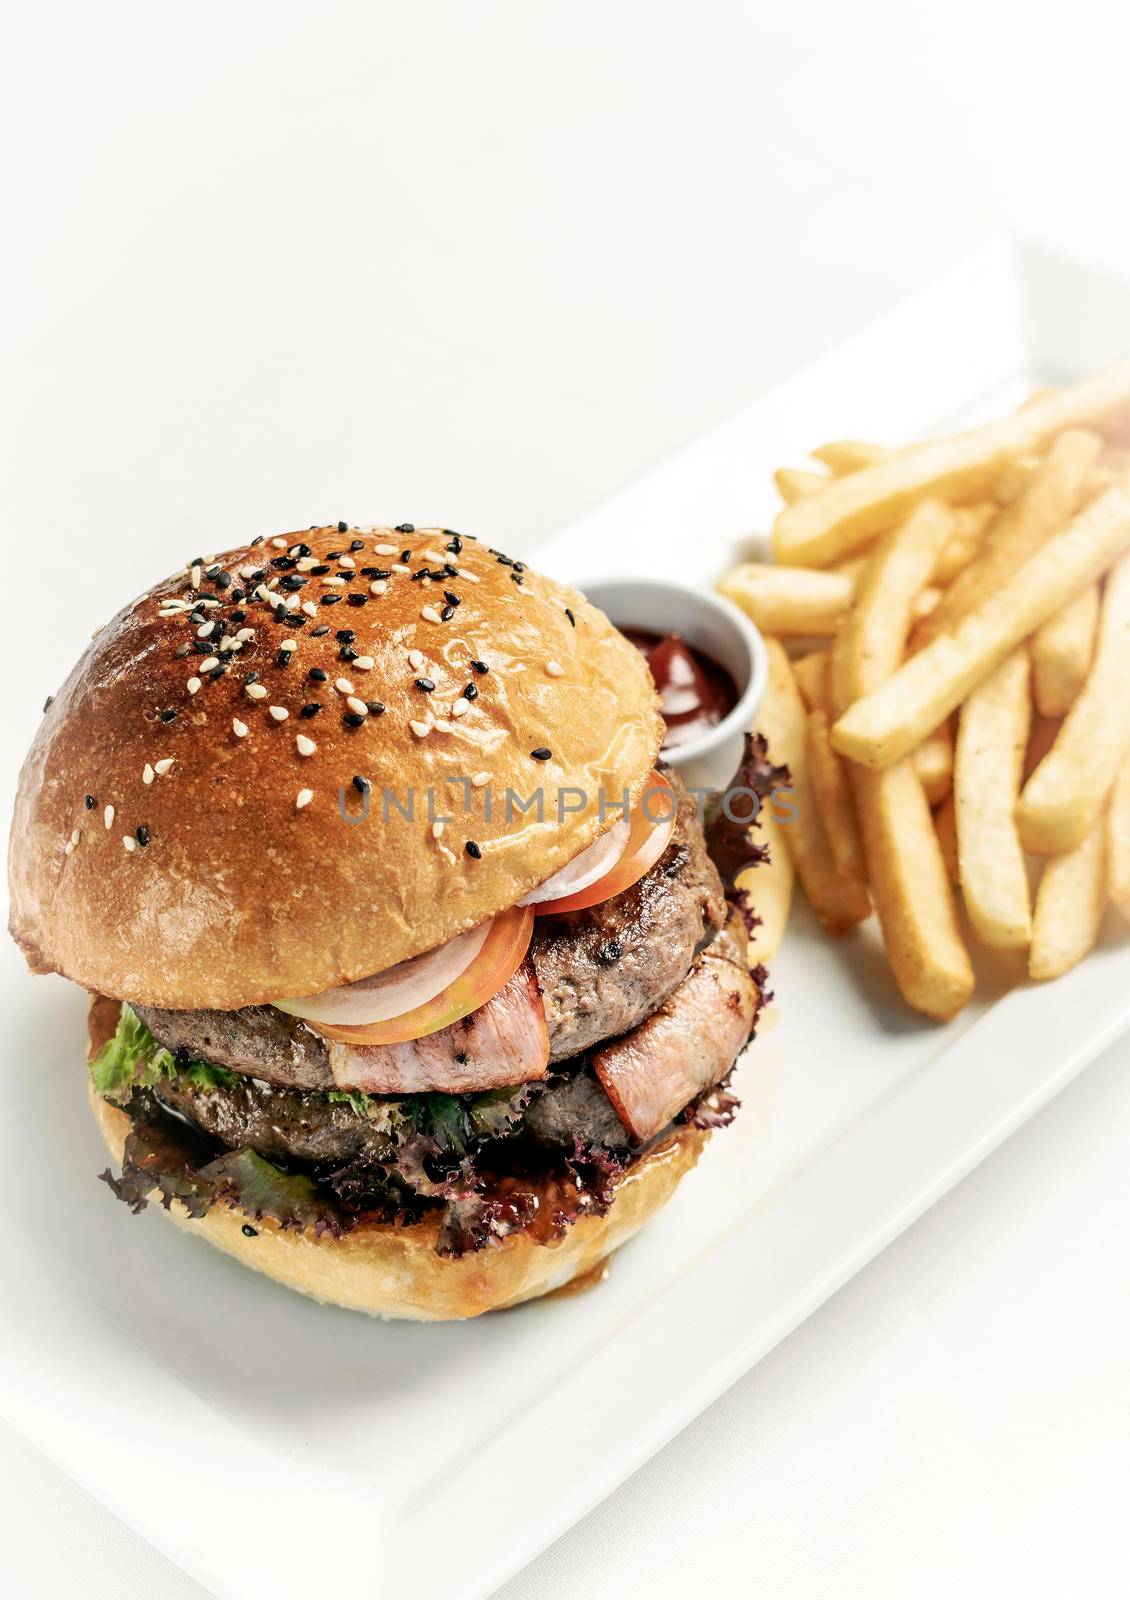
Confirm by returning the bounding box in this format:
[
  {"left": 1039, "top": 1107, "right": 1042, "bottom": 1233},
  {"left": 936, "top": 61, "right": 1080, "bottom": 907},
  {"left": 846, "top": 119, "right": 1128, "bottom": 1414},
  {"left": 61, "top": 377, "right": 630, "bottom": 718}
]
[
  {"left": 89, "top": 1085, "right": 707, "bottom": 1321},
  {"left": 10, "top": 527, "right": 661, "bottom": 1008}
]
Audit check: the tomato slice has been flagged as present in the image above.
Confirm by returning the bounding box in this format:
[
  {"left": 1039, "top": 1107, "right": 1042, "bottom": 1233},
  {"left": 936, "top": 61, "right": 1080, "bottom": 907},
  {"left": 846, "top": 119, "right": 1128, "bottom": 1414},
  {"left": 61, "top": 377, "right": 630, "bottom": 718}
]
[
  {"left": 535, "top": 771, "right": 677, "bottom": 915},
  {"left": 305, "top": 904, "right": 535, "bottom": 1046}
]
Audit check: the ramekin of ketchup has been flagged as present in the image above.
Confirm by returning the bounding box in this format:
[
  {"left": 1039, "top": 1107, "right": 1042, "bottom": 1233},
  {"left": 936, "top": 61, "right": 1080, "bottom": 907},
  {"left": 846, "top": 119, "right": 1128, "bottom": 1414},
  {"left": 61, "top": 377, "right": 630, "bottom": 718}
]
[{"left": 577, "top": 577, "right": 768, "bottom": 792}]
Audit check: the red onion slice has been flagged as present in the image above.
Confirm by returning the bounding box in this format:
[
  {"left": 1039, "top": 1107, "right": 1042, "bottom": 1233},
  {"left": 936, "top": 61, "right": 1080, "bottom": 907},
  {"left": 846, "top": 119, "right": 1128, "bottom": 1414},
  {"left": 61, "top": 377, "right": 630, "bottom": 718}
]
[
  {"left": 273, "top": 920, "right": 492, "bottom": 1027},
  {"left": 517, "top": 819, "right": 631, "bottom": 905}
]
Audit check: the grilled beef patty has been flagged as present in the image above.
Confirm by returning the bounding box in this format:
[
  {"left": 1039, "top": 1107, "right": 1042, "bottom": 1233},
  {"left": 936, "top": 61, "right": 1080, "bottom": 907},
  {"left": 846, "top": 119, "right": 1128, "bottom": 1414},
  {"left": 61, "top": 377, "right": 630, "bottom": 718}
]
[{"left": 134, "top": 774, "right": 724, "bottom": 1092}]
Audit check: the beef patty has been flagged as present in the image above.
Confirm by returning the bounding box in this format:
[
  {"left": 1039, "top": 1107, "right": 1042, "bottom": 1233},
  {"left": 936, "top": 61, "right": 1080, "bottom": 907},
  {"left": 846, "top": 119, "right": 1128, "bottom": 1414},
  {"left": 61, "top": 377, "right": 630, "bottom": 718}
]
[{"left": 135, "top": 774, "right": 725, "bottom": 1092}]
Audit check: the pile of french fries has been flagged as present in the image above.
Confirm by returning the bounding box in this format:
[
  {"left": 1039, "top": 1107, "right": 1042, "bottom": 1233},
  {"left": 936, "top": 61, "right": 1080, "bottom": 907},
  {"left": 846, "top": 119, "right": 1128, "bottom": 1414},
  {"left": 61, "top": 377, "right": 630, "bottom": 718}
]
[{"left": 723, "top": 366, "right": 1130, "bottom": 1021}]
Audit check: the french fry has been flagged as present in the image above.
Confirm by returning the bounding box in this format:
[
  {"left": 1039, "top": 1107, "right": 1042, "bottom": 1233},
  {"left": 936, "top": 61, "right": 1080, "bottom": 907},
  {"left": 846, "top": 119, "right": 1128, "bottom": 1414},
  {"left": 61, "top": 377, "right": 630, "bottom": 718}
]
[
  {"left": 830, "top": 498, "right": 956, "bottom": 716},
  {"left": 913, "top": 429, "right": 1101, "bottom": 649},
  {"left": 758, "top": 637, "right": 870, "bottom": 935},
  {"left": 792, "top": 649, "right": 830, "bottom": 712},
  {"left": 913, "top": 586, "right": 943, "bottom": 621},
  {"left": 832, "top": 497, "right": 972, "bottom": 1019},
  {"left": 772, "top": 365, "right": 1130, "bottom": 566},
  {"left": 1029, "top": 811, "right": 1108, "bottom": 981},
  {"left": 806, "top": 709, "right": 867, "bottom": 882},
  {"left": 774, "top": 466, "right": 829, "bottom": 504},
  {"left": 1030, "top": 583, "right": 1099, "bottom": 717},
  {"left": 930, "top": 503, "right": 995, "bottom": 584},
  {"left": 1109, "top": 749, "right": 1130, "bottom": 923},
  {"left": 953, "top": 650, "right": 1032, "bottom": 949},
  {"left": 914, "top": 721, "right": 953, "bottom": 804},
  {"left": 853, "top": 763, "right": 974, "bottom": 1020},
  {"left": 934, "top": 791, "right": 959, "bottom": 886},
  {"left": 810, "top": 439, "right": 895, "bottom": 475},
  {"left": 1018, "top": 554, "right": 1130, "bottom": 854},
  {"left": 993, "top": 453, "right": 1041, "bottom": 506},
  {"left": 718, "top": 563, "right": 853, "bottom": 637},
  {"left": 831, "top": 477, "right": 1130, "bottom": 771},
  {"left": 740, "top": 811, "right": 795, "bottom": 966}
]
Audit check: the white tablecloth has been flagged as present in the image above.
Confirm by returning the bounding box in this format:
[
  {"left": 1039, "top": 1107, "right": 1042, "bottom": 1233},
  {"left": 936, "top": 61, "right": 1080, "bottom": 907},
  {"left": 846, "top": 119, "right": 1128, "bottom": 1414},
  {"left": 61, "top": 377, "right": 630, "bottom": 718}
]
[{"left": 3, "top": 3, "right": 1129, "bottom": 1594}]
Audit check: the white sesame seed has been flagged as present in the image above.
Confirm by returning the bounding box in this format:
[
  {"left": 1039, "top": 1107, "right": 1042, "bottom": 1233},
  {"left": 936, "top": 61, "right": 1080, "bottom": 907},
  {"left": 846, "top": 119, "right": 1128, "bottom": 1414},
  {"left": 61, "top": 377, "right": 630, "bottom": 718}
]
[
  {"left": 269, "top": 705, "right": 289, "bottom": 721},
  {"left": 196, "top": 596, "right": 220, "bottom": 608},
  {"left": 191, "top": 565, "right": 202, "bottom": 589},
  {"left": 432, "top": 820, "right": 445, "bottom": 839},
  {"left": 70, "top": 828, "right": 80, "bottom": 847},
  {"left": 297, "top": 557, "right": 318, "bottom": 572},
  {"left": 104, "top": 804, "right": 114, "bottom": 829},
  {"left": 408, "top": 649, "right": 425, "bottom": 671},
  {"left": 302, "top": 600, "right": 318, "bottom": 617},
  {"left": 199, "top": 656, "right": 219, "bottom": 673},
  {"left": 187, "top": 676, "right": 202, "bottom": 695},
  {"left": 421, "top": 606, "right": 442, "bottom": 624},
  {"left": 433, "top": 718, "right": 455, "bottom": 734},
  {"left": 240, "top": 564, "right": 259, "bottom": 580},
  {"left": 346, "top": 696, "right": 367, "bottom": 717},
  {"left": 236, "top": 627, "right": 256, "bottom": 642},
  {"left": 370, "top": 580, "right": 387, "bottom": 596},
  {"left": 218, "top": 635, "right": 236, "bottom": 653},
  {"left": 154, "top": 758, "right": 174, "bottom": 775},
  {"left": 350, "top": 655, "right": 372, "bottom": 671},
  {"left": 410, "top": 719, "right": 431, "bottom": 738},
  {"left": 64, "top": 839, "right": 75, "bottom": 856},
  {"left": 393, "top": 563, "right": 411, "bottom": 574},
  {"left": 296, "top": 788, "right": 314, "bottom": 810},
  {"left": 197, "top": 621, "right": 215, "bottom": 639},
  {"left": 143, "top": 763, "right": 155, "bottom": 785},
  {"left": 546, "top": 660, "right": 564, "bottom": 677},
  {"left": 279, "top": 638, "right": 297, "bottom": 652},
  {"left": 335, "top": 677, "right": 354, "bottom": 695},
  {"left": 374, "top": 543, "right": 397, "bottom": 556},
  {"left": 271, "top": 536, "right": 289, "bottom": 548},
  {"left": 324, "top": 575, "right": 346, "bottom": 587},
  {"left": 283, "top": 594, "right": 299, "bottom": 610},
  {"left": 451, "top": 697, "right": 470, "bottom": 717},
  {"left": 471, "top": 770, "right": 490, "bottom": 787},
  {"left": 422, "top": 549, "right": 445, "bottom": 563},
  {"left": 123, "top": 835, "right": 136, "bottom": 852},
  {"left": 245, "top": 683, "right": 267, "bottom": 700},
  {"left": 233, "top": 718, "right": 249, "bottom": 737},
  {"left": 338, "top": 554, "right": 355, "bottom": 569},
  {"left": 296, "top": 734, "right": 317, "bottom": 756},
  {"left": 458, "top": 569, "right": 480, "bottom": 583}
]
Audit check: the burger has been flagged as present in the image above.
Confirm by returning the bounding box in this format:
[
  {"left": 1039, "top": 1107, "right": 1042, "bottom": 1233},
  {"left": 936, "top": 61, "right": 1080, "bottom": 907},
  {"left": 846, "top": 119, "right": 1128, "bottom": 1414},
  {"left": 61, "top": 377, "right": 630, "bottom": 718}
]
[{"left": 8, "top": 524, "right": 772, "bottom": 1320}]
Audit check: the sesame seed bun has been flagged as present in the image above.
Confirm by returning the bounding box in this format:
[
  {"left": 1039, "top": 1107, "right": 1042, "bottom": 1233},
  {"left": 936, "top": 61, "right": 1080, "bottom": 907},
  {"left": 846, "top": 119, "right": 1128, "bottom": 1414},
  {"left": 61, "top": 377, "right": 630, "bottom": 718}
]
[
  {"left": 88, "top": 1081, "right": 707, "bottom": 1320},
  {"left": 9, "top": 527, "right": 661, "bottom": 1009}
]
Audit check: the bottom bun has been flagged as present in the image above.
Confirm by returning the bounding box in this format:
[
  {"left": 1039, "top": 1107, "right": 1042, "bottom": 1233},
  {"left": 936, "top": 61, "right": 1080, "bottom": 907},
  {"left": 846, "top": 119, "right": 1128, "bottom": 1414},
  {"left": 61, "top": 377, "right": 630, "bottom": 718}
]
[{"left": 89, "top": 1084, "right": 708, "bottom": 1321}]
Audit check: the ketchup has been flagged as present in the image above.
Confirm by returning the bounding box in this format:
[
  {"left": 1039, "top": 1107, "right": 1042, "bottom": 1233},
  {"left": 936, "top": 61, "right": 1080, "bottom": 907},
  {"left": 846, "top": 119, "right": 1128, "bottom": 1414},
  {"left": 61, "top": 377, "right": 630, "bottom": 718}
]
[{"left": 624, "top": 628, "right": 738, "bottom": 752}]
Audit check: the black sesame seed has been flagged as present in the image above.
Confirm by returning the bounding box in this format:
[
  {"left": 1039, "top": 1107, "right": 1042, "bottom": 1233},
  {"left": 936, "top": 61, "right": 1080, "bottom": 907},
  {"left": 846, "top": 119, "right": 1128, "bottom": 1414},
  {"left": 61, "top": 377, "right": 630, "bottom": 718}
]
[
  {"left": 337, "top": 521, "right": 349, "bottom": 533},
  {"left": 347, "top": 593, "right": 367, "bottom": 607},
  {"left": 465, "top": 839, "right": 482, "bottom": 859},
  {"left": 292, "top": 542, "right": 311, "bottom": 558},
  {"left": 361, "top": 567, "right": 391, "bottom": 579},
  {"left": 248, "top": 568, "right": 266, "bottom": 583},
  {"left": 215, "top": 572, "right": 232, "bottom": 590},
  {"left": 411, "top": 569, "right": 429, "bottom": 582},
  {"left": 395, "top": 523, "right": 415, "bottom": 533},
  {"left": 173, "top": 643, "right": 191, "bottom": 659},
  {"left": 446, "top": 534, "right": 463, "bottom": 554},
  {"left": 300, "top": 703, "right": 322, "bottom": 718},
  {"left": 415, "top": 677, "right": 435, "bottom": 692},
  {"left": 350, "top": 538, "right": 365, "bottom": 551},
  {"left": 443, "top": 563, "right": 459, "bottom": 577},
  {"left": 335, "top": 629, "right": 356, "bottom": 643},
  {"left": 513, "top": 562, "right": 526, "bottom": 573},
  {"left": 531, "top": 746, "right": 552, "bottom": 761},
  {"left": 443, "top": 591, "right": 461, "bottom": 608},
  {"left": 309, "top": 564, "right": 331, "bottom": 576},
  {"left": 463, "top": 682, "right": 478, "bottom": 700},
  {"left": 136, "top": 825, "right": 150, "bottom": 847},
  {"left": 242, "top": 1224, "right": 259, "bottom": 1238},
  {"left": 279, "top": 575, "right": 305, "bottom": 591},
  {"left": 340, "top": 646, "right": 358, "bottom": 662},
  {"left": 271, "top": 555, "right": 297, "bottom": 570},
  {"left": 308, "top": 667, "right": 327, "bottom": 682},
  {"left": 441, "top": 605, "right": 456, "bottom": 621},
  {"left": 209, "top": 664, "right": 227, "bottom": 680},
  {"left": 325, "top": 550, "right": 344, "bottom": 560},
  {"left": 311, "top": 624, "right": 330, "bottom": 637},
  {"left": 249, "top": 536, "right": 263, "bottom": 547},
  {"left": 496, "top": 553, "right": 514, "bottom": 567},
  {"left": 510, "top": 572, "right": 524, "bottom": 585},
  {"left": 565, "top": 608, "right": 576, "bottom": 627},
  {"left": 273, "top": 605, "right": 287, "bottom": 622},
  {"left": 470, "top": 659, "right": 489, "bottom": 674},
  {"left": 366, "top": 700, "right": 385, "bottom": 716},
  {"left": 244, "top": 671, "right": 261, "bottom": 684},
  {"left": 84, "top": 794, "right": 95, "bottom": 810},
  {"left": 159, "top": 708, "right": 177, "bottom": 723},
  {"left": 275, "top": 650, "right": 292, "bottom": 667},
  {"left": 229, "top": 608, "right": 247, "bottom": 622},
  {"left": 400, "top": 549, "right": 411, "bottom": 563},
  {"left": 343, "top": 712, "right": 365, "bottom": 729},
  {"left": 352, "top": 775, "right": 371, "bottom": 794},
  {"left": 321, "top": 594, "right": 342, "bottom": 606}
]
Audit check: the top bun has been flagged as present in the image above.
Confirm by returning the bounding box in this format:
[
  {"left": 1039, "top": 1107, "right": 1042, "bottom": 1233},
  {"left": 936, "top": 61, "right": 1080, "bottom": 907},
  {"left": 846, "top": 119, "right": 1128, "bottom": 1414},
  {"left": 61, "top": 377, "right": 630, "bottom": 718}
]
[{"left": 9, "top": 525, "right": 661, "bottom": 1009}]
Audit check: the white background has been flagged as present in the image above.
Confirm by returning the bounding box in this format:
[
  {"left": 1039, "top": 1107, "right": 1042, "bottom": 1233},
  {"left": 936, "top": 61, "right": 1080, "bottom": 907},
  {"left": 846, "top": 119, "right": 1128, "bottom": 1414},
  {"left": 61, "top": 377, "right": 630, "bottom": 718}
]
[{"left": 2, "top": 2, "right": 1129, "bottom": 1596}]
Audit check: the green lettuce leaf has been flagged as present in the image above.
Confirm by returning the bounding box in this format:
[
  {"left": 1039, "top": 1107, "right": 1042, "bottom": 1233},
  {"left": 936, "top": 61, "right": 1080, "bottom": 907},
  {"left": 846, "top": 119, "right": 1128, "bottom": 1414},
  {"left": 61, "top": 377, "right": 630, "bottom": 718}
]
[{"left": 90, "top": 1005, "right": 239, "bottom": 1105}]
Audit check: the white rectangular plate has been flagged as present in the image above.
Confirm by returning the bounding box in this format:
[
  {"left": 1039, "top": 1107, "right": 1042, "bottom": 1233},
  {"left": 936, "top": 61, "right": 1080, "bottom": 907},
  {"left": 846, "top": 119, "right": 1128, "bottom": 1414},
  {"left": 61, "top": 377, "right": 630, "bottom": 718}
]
[{"left": 2, "top": 240, "right": 1129, "bottom": 1600}]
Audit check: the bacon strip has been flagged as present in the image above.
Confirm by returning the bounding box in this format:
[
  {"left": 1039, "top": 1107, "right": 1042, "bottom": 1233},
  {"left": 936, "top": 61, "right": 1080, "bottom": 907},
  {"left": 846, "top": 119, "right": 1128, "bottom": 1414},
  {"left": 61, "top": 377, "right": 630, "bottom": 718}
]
[
  {"left": 328, "top": 959, "right": 549, "bottom": 1096},
  {"left": 592, "top": 919, "right": 757, "bottom": 1143}
]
